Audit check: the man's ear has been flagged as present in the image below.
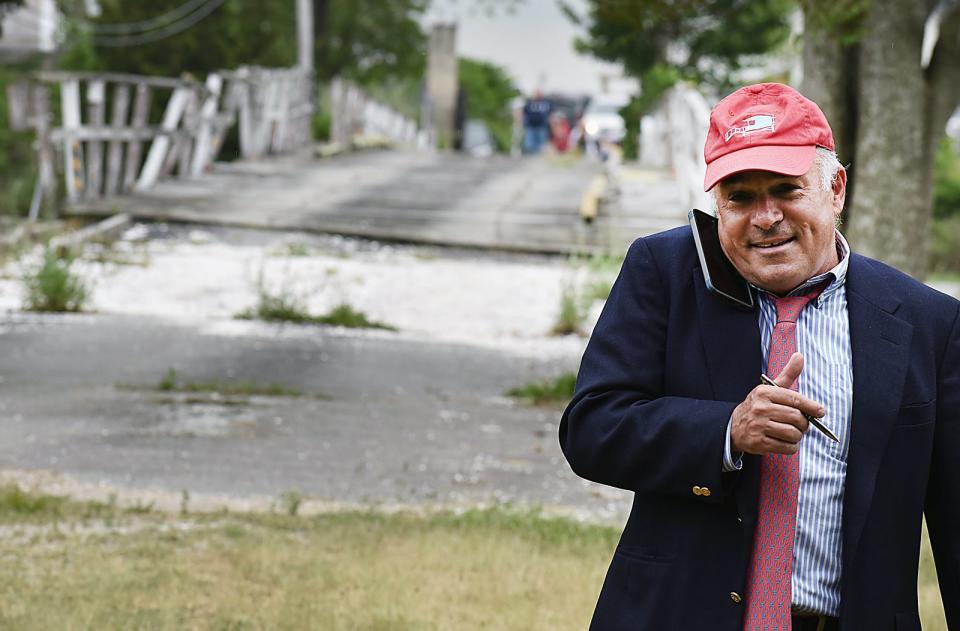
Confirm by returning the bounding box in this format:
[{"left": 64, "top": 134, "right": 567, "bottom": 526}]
[{"left": 832, "top": 167, "right": 847, "bottom": 213}]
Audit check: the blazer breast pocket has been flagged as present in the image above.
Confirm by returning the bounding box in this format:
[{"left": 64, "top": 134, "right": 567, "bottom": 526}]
[{"left": 894, "top": 400, "right": 935, "bottom": 428}]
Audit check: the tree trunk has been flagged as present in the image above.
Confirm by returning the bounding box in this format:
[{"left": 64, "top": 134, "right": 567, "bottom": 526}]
[
  {"left": 800, "top": 22, "right": 859, "bottom": 224},
  {"left": 801, "top": 0, "right": 960, "bottom": 279},
  {"left": 845, "top": 0, "right": 932, "bottom": 278}
]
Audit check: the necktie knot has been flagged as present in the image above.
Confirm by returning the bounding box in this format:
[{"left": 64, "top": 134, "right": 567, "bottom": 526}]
[{"left": 774, "top": 283, "right": 827, "bottom": 324}]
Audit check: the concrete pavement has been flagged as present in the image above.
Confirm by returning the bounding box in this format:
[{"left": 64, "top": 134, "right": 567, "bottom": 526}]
[{"left": 0, "top": 312, "right": 630, "bottom": 522}]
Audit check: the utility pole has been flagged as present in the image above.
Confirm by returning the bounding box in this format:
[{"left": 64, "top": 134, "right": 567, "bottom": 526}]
[{"left": 296, "top": 0, "right": 314, "bottom": 71}]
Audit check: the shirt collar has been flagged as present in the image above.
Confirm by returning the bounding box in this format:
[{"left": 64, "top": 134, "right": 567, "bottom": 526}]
[{"left": 753, "top": 230, "right": 850, "bottom": 306}]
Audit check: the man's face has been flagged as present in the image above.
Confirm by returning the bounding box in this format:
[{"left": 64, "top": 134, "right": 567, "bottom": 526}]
[{"left": 714, "top": 165, "right": 846, "bottom": 295}]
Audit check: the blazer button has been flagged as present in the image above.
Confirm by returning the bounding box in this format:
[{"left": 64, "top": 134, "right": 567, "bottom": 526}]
[
  {"left": 700, "top": 486, "right": 712, "bottom": 497},
  {"left": 692, "top": 485, "right": 703, "bottom": 496},
  {"left": 730, "top": 592, "right": 742, "bottom": 604}
]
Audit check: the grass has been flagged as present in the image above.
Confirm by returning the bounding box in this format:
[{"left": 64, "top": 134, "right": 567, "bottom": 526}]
[
  {"left": 21, "top": 247, "right": 90, "bottom": 312},
  {"left": 237, "top": 287, "right": 397, "bottom": 331},
  {"left": 0, "top": 486, "right": 947, "bottom": 630},
  {"left": 0, "top": 491, "right": 615, "bottom": 630},
  {"left": 156, "top": 368, "right": 303, "bottom": 398},
  {"left": 283, "top": 242, "right": 312, "bottom": 257},
  {"left": 507, "top": 372, "right": 577, "bottom": 406}
]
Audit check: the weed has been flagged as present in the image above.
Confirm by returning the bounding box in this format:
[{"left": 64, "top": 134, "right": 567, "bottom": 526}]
[
  {"left": 237, "top": 284, "right": 314, "bottom": 324},
  {"left": 280, "top": 490, "right": 302, "bottom": 517},
  {"left": 316, "top": 303, "right": 396, "bottom": 330},
  {"left": 284, "top": 243, "right": 311, "bottom": 257},
  {"left": 125, "top": 501, "right": 155, "bottom": 514},
  {"left": 507, "top": 372, "right": 577, "bottom": 406},
  {"left": 550, "top": 253, "right": 623, "bottom": 336},
  {"left": 22, "top": 248, "right": 90, "bottom": 312},
  {"left": 551, "top": 282, "right": 586, "bottom": 335},
  {"left": 154, "top": 369, "right": 303, "bottom": 398},
  {"left": 237, "top": 284, "right": 396, "bottom": 331},
  {"left": 159, "top": 368, "right": 178, "bottom": 391},
  {"left": 0, "top": 485, "right": 64, "bottom": 517}
]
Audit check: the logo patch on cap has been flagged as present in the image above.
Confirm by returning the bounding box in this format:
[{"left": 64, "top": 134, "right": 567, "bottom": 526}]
[{"left": 724, "top": 114, "right": 776, "bottom": 142}]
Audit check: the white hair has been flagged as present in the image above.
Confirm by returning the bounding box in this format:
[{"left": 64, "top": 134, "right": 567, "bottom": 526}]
[{"left": 813, "top": 146, "right": 843, "bottom": 191}]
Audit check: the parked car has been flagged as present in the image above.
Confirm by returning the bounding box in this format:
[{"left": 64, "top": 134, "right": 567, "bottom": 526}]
[{"left": 581, "top": 96, "right": 628, "bottom": 146}]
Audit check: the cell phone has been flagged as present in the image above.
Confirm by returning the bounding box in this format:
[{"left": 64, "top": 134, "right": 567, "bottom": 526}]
[{"left": 688, "top": 208, "right": 754, "bottom": 310}]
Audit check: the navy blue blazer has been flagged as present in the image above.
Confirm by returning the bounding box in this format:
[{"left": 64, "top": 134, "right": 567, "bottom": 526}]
[{"left": 560, "top": 226, "right": 960, "bottom": 631}]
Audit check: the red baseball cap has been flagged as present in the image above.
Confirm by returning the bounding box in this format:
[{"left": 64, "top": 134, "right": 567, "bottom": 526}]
[{"left": 703, "top": 83, "right": 835, "bottom": 191}]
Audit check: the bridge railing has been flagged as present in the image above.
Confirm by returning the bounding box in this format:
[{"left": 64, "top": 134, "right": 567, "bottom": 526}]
[
  {"left": 329, "top": 77, "right": 428, "bottom": 149},
  {"left": 8, "top": 67, "right": 437, "bottom": 211},
  {"left": 10, "top": 71, "right": 217, "bottom": 206},
  {"left": 219, "top": 66, "right": 314, "bottom": 160}
]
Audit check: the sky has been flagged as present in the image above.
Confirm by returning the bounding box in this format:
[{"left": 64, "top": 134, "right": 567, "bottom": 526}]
[{"left": 423, "top": 0, "right": 636, "bottom": 97}]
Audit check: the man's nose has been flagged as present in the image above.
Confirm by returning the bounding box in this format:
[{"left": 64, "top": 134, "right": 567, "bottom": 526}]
[{"left": 750, "top": 197, "right": 782, "bottom": 230}]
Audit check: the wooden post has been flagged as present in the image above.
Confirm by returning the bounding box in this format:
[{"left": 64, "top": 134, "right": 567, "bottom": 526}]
[
  {"left": 84, "top": 80, "right": 106, "bottom": 199},
  {"left": 124, "top": 83, "right": 151, "bottom": 192},
  {"left": 191, "top": 73, "right": 223, "bottom": 176},
  {"left": 60, "top": 79, "right": 83, "bottom": 203},
  {"left": 234, "top": 70, "right": 253, "bottom": 158},
  {"left": 105, "top": 83, "right": 130, "bottom": 196},
  {"left": 29, "top": 84, "right": 54, "bottom": 221},
  {"left": 272, "top": 73, "right": 291, "bottom": 153},
  {"left": 164, "top": 88, "right": 198, "bottom": 177},
  {"left": 136, "top": 85, "right": 190, "bottom": 190}
]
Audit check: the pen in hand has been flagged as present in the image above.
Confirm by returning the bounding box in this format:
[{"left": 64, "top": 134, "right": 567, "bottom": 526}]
[{"left": 759, "top": 373, "right": 840, "bottom": 443}]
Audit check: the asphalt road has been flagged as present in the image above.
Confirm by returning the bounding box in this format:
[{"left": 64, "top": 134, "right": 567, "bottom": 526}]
[{"left": 0, "top": 312, "right": 630, "bottom": 522}]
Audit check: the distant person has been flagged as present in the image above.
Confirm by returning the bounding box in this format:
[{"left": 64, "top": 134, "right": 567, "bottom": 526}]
[
  {"left": 550, "top": 112, "right": 571, "bottom": 153},
  {"left": 522, "top": 90, "right": 551, "bottom": 154}
]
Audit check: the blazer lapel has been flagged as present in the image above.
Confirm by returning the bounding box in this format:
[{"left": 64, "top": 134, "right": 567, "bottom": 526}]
[
  {"left": 841, "top": 255, "right": 913, "bottom": 577},
  {"left": 692, "top": 266, "right": 762, "bottom": 521}
]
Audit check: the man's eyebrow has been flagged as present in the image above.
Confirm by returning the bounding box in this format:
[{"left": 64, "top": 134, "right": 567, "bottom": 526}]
[{"left": 720, "top": 174, "right": 749, "bottom": 187}]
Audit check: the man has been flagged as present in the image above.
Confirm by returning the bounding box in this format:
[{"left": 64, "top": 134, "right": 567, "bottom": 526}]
[
  {"left": 522, "top": 89, "right": 551, "bottom": 154},
  {"left": 560, "top": 82, "right": 960, "bottom": 631}
]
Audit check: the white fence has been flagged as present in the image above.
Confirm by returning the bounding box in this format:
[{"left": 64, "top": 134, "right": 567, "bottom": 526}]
[
  {"left": 329, "top": 77, "right": 428, "bottom": 149},
  {"left": 641, "top": 84, "right": 713, "bottom": 213},
  {"left": 9, "top": 67, "right": 437, "bottom": 213}
]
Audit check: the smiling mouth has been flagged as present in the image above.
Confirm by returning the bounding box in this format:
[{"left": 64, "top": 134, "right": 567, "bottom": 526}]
[{"left": 752, "top": 237, "right": 795, "bottom": 249}]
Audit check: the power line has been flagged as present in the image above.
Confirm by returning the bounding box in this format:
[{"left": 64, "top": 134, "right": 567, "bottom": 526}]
[
  {"left": 4, "top": 0, "right": 225, "bottom": 47},
  {"left": 71, "top": 0, "right": 213, "bottom": 35},
  {"left": 91, "top": 0, "right": 225, "bottom": 47}
]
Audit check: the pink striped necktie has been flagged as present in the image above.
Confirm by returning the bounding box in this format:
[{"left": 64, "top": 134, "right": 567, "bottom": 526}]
[{"left": 742, "top": 285, "right": 825, "bottom": 631}]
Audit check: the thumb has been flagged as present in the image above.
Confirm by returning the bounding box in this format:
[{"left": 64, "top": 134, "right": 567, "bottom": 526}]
[{"left": 773, "top": 352, "right": 804, "bottom": 389}]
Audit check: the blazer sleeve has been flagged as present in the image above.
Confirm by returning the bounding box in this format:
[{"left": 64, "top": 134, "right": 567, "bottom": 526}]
[
  {"left": 927, "top": 302, "right": 960, "bottom": 628},
  {"left": 559, "top": 237, "right": 738, "bottom": 503}
]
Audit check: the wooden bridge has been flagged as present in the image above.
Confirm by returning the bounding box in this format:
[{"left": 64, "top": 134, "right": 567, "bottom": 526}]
[{"left": 8, "top": 66, "right": 687, "bottom": 254}]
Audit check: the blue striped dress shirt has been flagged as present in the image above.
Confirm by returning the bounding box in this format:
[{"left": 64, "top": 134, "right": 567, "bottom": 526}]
[{"left": 724, "top": 231, "right": 852, "bottom": 616}]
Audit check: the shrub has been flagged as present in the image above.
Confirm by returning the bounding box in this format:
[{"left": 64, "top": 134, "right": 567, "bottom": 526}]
[
  {"left": 22, "top": 249, "right": 90, "bottom": 312},
  {"left": 934, "top": 138, "right": 960, "bottom": 220}
]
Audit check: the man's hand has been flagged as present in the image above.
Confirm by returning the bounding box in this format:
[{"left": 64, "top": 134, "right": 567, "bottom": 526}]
[{"left": 730, "top": 352, "right": 826, "bottom": 455}]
